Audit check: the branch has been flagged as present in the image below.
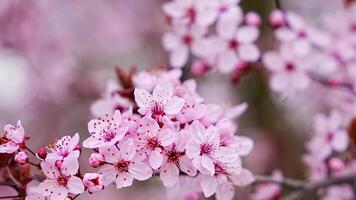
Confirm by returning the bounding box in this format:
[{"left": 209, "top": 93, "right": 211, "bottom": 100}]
[
  {"left": 308, "top": 72, "right": 356, "bottom": 95},
  {"left": 275, "top": 0, "right": 282, "bottom": 9},
  {"left": 254, "top": 175, "right": 305, "bottom": 190},
  {"left": 283, "top": 173, "right": 356, "bottom": 200}
]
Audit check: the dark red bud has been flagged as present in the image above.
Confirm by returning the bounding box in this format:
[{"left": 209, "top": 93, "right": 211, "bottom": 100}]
[{"left": 37, "top": 148, "right": 47, "bottom": 160}]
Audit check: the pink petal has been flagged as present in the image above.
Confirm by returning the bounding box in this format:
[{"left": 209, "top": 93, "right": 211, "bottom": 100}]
[
  {"left": 120, "top": 139, "right": 136, "bottom": 160},
  {"left": 236, "top": 26, "right": 259, "bottom": 43},
  {"left": 179, "top": 156, "right": 197, "bottom": 176},
  {"left": 99, "top": 145, "right": 120, "bottom": 164},
  {"left": 190, "top": 121, "right": 207, "bottom": 143},
  {"left": 216, "top": 183, "right": 235, "bottom": 200},
  {"left": 0, "top": 142, "right": 18, "bottom": 154},
  {"left": 129, "top": 161, "right": 153, "bottom": 181},
  {"left": 186, "top": 140, "right": 201, "bottom": 159},
  {"left": 82, "top": 136, "right": 101, "bottom": 149},
  {"left": 162, "top": 32, "right": 180, "bottom": 51},
  {"left": 262, "top": 51, "right": 285, "bottom": 71},
  {"left": 137, "top": 117, "right": 160, "bottom": 135},
  {"left": 39, "top": 180, "right": 68, "bottom": 200},
  {"left": 238, "top": 44, "right": 260, "bottom": 62},
  {"left": 149, "top": 148, "right": 163, "bottom": 169},
  {"left": 158, "top": 129, "right": 176, "bottom": 146},
  {"left": 224, "top": 103, "right": 248, "bottom": 120},
  {"left": 200, "top": 175, "right": 217, "bottom": 197},
  {"left": 68, "top": 133, "right": 80, "bottom": 152},
  {"left": 115, "top": 173, "right": 133, "bottom": 189},
  {"left": 162, "top": 1, "right": 187, "bottom": 18},
  {"left": 234, "top": 136, "right": 254, "bottom": 156},
  {"left": 217, "top": 8, "right": 242, "bottom": 39},
  {"left": 231, "top": 168, "right": 255, "bottom": 187},
  {"left": 134, "top": 88, "right": 153, "bottom": 109},
  {"left": 160, "top": 163, "right": 180, "bottom": 187},
  {"left": 61, "top": 156, "right": 79, "bottom": 176},
  {"left": 40, "top": 161, "right": 60, "bottom": 179},
  {"left": 68, "top": 176, "right": 84, "bottom": 194},
  {"left": 201, "top": 155, "right": 215, "bottom": 175},
  {"left": 164, "top": 96, "right": 185, "bottom": 115},
  {"left": 169, "top": 45, "right": 189, "bottom": 68},
  {"left": 332, "top": 130, "right": 349, "bottom": 152},
  {"left": 153, "top": 81, "right": 173, "bottom": 105},
  {"left": 99, "top": 165, "right": 117, "bottom": 186},
  {"left": 218, "top": 51, "right": 238, "bottom": 73}
]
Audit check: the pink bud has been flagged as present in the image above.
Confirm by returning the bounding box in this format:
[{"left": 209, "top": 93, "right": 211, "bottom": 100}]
[
  {"left": 37, "top": 148, "right": 47, "bottom": 160},
  {"left": 15, "top": 151, "right": 29, "bottom": 164},
  {"left": 191, "top": 60, "right": 208, "bottom": 76},
  {"left": 245, "top": 12, "right": 261, "bottom": 27},
  {"left": 83, "top": 173, "right": 104, "bottom": 194},
  {"left": 269, "top": 9, "right": 285, "bottom": 28},
  {"left": 89, "top": 153, "right": 105, "bottom": 168},
  {"left": 328, "top": 157, "right": 345, "bottom": 172},
  {"left": 74, "top": 145, "right": 82, "bottom": 152}
]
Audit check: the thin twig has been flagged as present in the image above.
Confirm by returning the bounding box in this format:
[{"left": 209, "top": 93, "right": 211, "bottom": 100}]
[
  {"left": 254, "top": 175, "right": 305, "bottom": 190},
  {"left": 0, "top": 195, "right": 19, "bottom": 199},
  {"left": 283, "top": 173, "right": 356, "bottom": 200},
  {"left": 308, "top": 72, "right": 356, "bottom": 95},
  {"left": 25, "top": 147, "right": 36, "bottom": 157}
]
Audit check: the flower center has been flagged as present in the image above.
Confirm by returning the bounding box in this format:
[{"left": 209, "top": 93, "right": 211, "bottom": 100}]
[
  {"left": 326, "top": 132, "right": 334, "bottom": 142},
  {"left": 229, "top": 39, "right": 239, "bottom": 50},
  {"left": 166, "top": 149, "right": 183, "bottom": 163},
  {"left": 146, "top": 137, "right": 160, "bottom": 150},
  {"left": 214, "top": 163, "right": 227, "bottom": 176},
  {"left": 151, "top": 103, "right": 165, "bottom": 120},
  {"left": 57, "top": 175, "right": 69, "bottom": 187},
  {"left": 116, "top": 160, "right": 130, "bottom": 173},
  {"left": 200, "top": 143, "right": 213, "bottom": 155},
  {"left": 182, "top": 35, "right": 192, "bottom": 46},
  {"left": 186, "top": 7, "right": 196, "bottom": 22},
  {"left": 285, "top": 62, "right": 295, "bottom": 72},
  {"left": 104, "top": 130, "right": 116, "bottom": 142},
  {"left": 0, "top": 136, "right": 9, "bottom": 145}
]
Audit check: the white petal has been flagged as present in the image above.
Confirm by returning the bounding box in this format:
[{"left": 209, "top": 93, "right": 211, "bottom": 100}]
[
  {"left": 134, "top": 88, "right": 153, "bottom": 109},
  {"left": 129, "top": 161, "right": 153, "bottom": 181},
  {"left": 201, "top": 155, "right": 215, "bottom": 175},
  {"left": 236, "top": 26, "right": 259, "bottom": 43},
  {"left": 162, "top": 32, "right": 181, "bottom": 51},
  {"left": 68, "top": 176, "right": 84, "bottom": 194},
  {"left": 238, "top": 44, "right": 260, "bottom": 62},
  {"left": 201, "top": 175, "right": 217, "bottom": 197},
  {"left": 179, "top": 155, "right": 197, "bottom": 176},
  {"left": 40, "top": 161, "right": 60, "bottom": 179},
  {"left": 120, "top": 139, "right": 136, "bottom": 160},
  {"left": 164, "top": 96, "right": 185, "bottom": 115},
  {"left": 61, "top": 155, "right": 79, "bottom": 176},
  {"left": 115, "top": 173, "right": 133, "bottom": 189},
  {"left": 234, "top": 136, "right": 254, "bottom": 156},
  {"left": 170, "top": 45, "right": 189, "bottom": 68},
  {"left": 332, "top": 131, "right": 349, "bottom": 152},
  {"left": 190, "top": 121, "right": 207, "bottom": 143},
  {"left": 99, "top": 165, "right": 117, "bottom": 186},
  {"left": 160, "top": 163, "right": 180, "bottom": 187},
  {"left": 149, "top": 148, "right": 163, "bottom": 169},
  {"left": 218, "top": 51, "right": 238, "bottom": 74},
  {"left": 216, "top": 183, "right": 235, "bottom": 200},
  {"left": 153, "top": 81, "right": 173, "bottom": 105}
]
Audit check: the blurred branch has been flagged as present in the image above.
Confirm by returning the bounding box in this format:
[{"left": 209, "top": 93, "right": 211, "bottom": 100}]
[
  {"left": 275, "top": 0, "right": 282, "bottom": 9},
  {"left": 254, "top": 175, "right": 305, "bottom": 189},
  {"left": 282, "top": 173, "right": 356, "bottom": 200},
  {"left": 308, "top": 72, "right": 356, "bottom": 95}
]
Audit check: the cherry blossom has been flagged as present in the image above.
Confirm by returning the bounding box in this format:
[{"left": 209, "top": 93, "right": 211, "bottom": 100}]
[
  {"left": 38, "top": 156, "right": 84, "bottom": 200},
  {"left": 0, "top": 120, "right": 25, "bottom": 153},
  {"left": 83, "top": 173, "right": 104, "bottom": 194},
  {"left": 99, "top": 139, "right": 153, "bottom": 188},
  {"left": 15, "top": 151, "right": 29, "bottom": 164},
  {"left": 251, "top": 170, "right": 283, "bottom": 200},
  {"left": 46, "top": 133, "right": 80, "bottom": 163},
  {"left": 83, "top": 110, "right": 128, "bottom": 148},
  {"left": 134, "top": 81, "right": 185, "bottom": 122}
]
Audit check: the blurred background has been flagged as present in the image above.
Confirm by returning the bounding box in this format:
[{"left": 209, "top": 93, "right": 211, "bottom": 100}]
[{"left": 0, "top": 0, "right": 345, "bottom": 199}]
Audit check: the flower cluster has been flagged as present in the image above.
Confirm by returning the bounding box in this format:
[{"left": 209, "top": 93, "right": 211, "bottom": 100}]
[
  {"left": 263, "top": 5, "right": 356, "bottom": 97},
  {"left": 85, "top": 68, "right": 254, "bottom": 199},
  {"left": 162, "top": 0, "right": 261, "bottom": 79}
]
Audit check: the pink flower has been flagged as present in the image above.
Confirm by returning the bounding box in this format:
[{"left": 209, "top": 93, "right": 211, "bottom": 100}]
[
  {"left": 198, "top": 159, "right": 248, "bottom": 199},
  {"left": 213, "top": 9, "right": 260, "bottom": 73},
  {"left": 160, "top": 130, "right": 197, "bottom": 187},
  {"left": 310, "top": 111, "right": 349, "bottom": 159},
  {"left": 162, "top": 0, "right": 219, "bottom": 26},
  {"left": 135, "top": 117, "right": 175, "bottom": 169},
  {"left": 15, "top": 151, "right": 29, "bottom": 165},
  {"left": 99, "top": 139, "right": 153, "bottom": 188},
  {"left": 91, "top": 80, "right": 132, "bottom": 117},
  {"left": 38, "top": 156, "right": 84, "bottom": 200},
  {"left": 88, "top": 153, "right": 105, "bottom": 168},
  {"left": 46, "top": 133, "right": 80, "bottom": 163},
  {"left": 263, "top": 45, "right": 310, "bottom": 96},
  {"left": 0, "top": 120, "right": 25, "bottom": 153},
  {"left": 323, "top": 185, "right": 354, "bottom": 200},
  {"left": 186, "top": 121, "right": 238, "bottom": 175},
  {"left": 251, "top": 170, "right": 283, "bottom": 200},
  {"left": 83, "top": 173, "right": 104, "bottom": 194},
  {"left": 162, "top": 24, "right": 207, "bottom": 68},
  {"left": 83, "top": 110, "right": 128, "bottom": 149},
  {"left": 134, "top": 81, "right": 185, "bottom": 122}
]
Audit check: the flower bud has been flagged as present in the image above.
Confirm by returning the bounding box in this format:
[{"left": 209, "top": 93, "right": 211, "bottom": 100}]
[
  {"left": 191, "top": 60, "right": 208, "bottom": 77},
  {"left": 83, "top": 173, "right": 104, "bottom": 194},
  {"left": 37, "top": 148, "right": 47, "bottom": 160},
  {"left": 328, "top": 157, "right": 345, "bottom": 172},
  {"left": 74, "top": 145, "right": 82, "bottom": 153},
  {"left": 269, "top": 10, "right": 285, "bottom": 28},
  {"left": 15, "top": 151, "right": 29, "bottom": 164},
  {"left": 245, "top": 12, "right": 261, "bottom": 27},
  {"left": 89, "top": 153, "right": 105, "bottom": 168}
]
